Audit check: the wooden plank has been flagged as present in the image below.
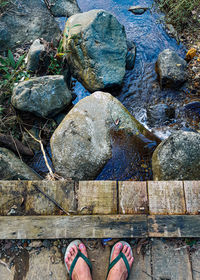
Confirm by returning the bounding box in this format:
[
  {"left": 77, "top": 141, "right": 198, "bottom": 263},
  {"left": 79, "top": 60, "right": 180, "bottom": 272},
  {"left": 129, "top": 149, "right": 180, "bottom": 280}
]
[
  {"left": 119, "top": 181, "right": 148, "bottom": 214},
  {"left": 0, "top": 180, "right": 76, "bottom": 215},
  {"left": 148, "top": 181, "right": 186, "bottom": 214},
  {"left": 86, "top": 240, "right": 111, "bottom": 280},
  {"left": 0, "top": 181, "right": 27, "bottom": 215},
  {"left": 191, "top": 243, "right": 200, "bottom": 280},
  {"left": 184, "top": 181, "right": 200, "bottom": 214},
  {"left": 130, "top": 241, "right": 151, "bottom": 280},
  {"left": 77, "top": 181, "right": 117, "bottom": 214},
  {"left": 148, "top": 215, "right": 200, "bottom": 237},
  {"left": 26, "top": 181, "right": 76, "bottom": 215},
  {"left": 0, "top": 215, "right": 148, "bottom": 239},
  {"left": 151, "top": 239, "right": 193, "bottom": 280}
]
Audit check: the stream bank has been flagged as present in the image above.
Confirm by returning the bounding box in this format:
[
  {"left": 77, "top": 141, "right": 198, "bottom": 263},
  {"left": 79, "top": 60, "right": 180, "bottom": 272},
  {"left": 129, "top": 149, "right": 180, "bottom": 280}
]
[{"left": 0, "top": 0, "right": 199, "bottom": 181}]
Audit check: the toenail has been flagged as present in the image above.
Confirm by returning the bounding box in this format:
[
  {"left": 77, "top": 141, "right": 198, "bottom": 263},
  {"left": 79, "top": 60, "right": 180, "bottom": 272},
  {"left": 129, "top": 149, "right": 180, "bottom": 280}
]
[
  {"left": 117, "top": 243, "right": 122, "bottom": 249},
  {"left": 79, "top": 243, "right": 84, "bottom": 249}
]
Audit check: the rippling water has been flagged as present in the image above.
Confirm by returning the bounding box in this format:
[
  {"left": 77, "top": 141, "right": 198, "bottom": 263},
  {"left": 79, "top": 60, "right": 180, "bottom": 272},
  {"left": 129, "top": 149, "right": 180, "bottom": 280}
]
[{"left": 31, "top": 0, "right": 199, "bottom": 180}]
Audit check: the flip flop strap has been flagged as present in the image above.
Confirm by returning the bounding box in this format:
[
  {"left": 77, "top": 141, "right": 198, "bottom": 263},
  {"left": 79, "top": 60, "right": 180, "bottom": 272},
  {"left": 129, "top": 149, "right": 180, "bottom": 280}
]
[
  {"left": 106, "top": 252, "right": 130, "bottom": 280},
  {"left": 69, "top": 250, "right": 92, "bottom": 280}
]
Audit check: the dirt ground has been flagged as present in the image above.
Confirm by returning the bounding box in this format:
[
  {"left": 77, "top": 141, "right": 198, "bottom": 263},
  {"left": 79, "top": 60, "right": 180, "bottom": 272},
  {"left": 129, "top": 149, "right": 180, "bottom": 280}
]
[{"left": 0, "top": 238, "right": 200, "bottom": 280}]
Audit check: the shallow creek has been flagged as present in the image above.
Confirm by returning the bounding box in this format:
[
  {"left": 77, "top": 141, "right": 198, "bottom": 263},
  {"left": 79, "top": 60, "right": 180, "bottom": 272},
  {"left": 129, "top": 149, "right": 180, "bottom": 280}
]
[{"left": 32, "top": 0, "right": 199, "bottom": 180}]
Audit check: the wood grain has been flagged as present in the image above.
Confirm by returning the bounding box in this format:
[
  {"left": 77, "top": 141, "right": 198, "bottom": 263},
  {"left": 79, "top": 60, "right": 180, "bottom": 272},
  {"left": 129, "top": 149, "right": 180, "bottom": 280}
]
[
  {"left": 148, "top": 215, "right": 200, "bottom": 237},
  {"left": 191, "top": 244, "right": 200, "bottom": 280},
  {"left": 119, "top": 181, "right": 148, "bottom": 214},
  {"left": 130, "top": 240, "right": 151, "bottom": 280},
  {"left": 148, "top": 181, "right": 186, "bottom": 214},
  {"left": 0, "top": 180, "right": 76, "bottom": 215},
  {"left": 0, "top": 181, "right": 27, "bottom": 215},
  {"left": 0, "top": 215, "right": 148, "bottom": 239},
  {"left": 151, "top": 239, "right": 193, "bottom": 280},
  {"left": 184, "top": 181, "right": 200, "bottom": 214},
  {"left": 77, "top": 181, "right": 117, "bottom": 214}
]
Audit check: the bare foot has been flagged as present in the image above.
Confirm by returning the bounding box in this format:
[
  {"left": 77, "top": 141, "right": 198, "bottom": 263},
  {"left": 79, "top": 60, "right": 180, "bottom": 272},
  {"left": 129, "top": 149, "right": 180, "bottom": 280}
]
[
  {"left": 107, "top": 242, "right": 134, "bottom": 280},
  {"left": 65, "top": 243, "right": 92, "bottom": 280}
]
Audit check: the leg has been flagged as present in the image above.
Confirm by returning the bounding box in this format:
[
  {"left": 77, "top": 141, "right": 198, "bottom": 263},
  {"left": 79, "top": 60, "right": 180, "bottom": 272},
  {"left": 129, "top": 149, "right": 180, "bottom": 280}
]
[
  {"left": 107, "top": 242, "right": 134, "bottom": 280},
  {"left": 65, "top": 243, "right": 92, "bottom": 280}
]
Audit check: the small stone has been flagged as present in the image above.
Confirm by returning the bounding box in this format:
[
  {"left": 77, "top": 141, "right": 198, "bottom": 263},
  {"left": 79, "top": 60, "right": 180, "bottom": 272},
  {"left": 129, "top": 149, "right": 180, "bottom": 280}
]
[
  {"left": 26, "top": 39, "right": 45, "bottom": 72},
  {"left": 42, "top": 240, "right": 51, "bottom": 248},
  {"left": 29, "top": 241, "right": 43, "bottom": 248},
  {"left": 128, "top": 6, "right": 149, "bottom": 15}
]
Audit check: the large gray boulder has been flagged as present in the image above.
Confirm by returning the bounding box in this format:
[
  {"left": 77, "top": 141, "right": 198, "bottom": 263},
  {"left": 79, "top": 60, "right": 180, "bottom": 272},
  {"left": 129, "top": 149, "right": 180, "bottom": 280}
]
[
  {"left": 156, "top": 49, "right": 187, "bottom": 89},
  {"left": 152, "top": 131, "right": 200, "bottom": 180},
  {"left": 50, "top": 91, "right": 159, "bottom": 180},
  {"left": 64, "top": 10, "right": 127, "bottom": 92},
  {"left": 0, "top": 0, "right": 60, "bottom": 52},
  {"left": 0, "top": 148, "right": 41, "bottom": 180},
  {"left": 11, "top": 76, "right": 72, "bottom": 118},
  {"left": 49, "top": 0, "right": 81, "bottom": 17}
]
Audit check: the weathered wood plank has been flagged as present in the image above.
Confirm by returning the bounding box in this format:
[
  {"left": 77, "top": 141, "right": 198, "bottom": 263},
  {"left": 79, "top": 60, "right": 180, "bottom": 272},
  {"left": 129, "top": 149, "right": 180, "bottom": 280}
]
[
  {"left": 26, "top": 181, "right": 76, "bottom": 215},
  {"left": 77, "top": 181, "right": 117, "bottom": 214},
  {"left": 151, "top": 239, "right": 193, "bottom": 280},
  {"left": 191, "top": 243, "right": 200, "bottom": 280},
  {"left": 119, "top": 181, "right": 148, "bottom": 214},
  {"left": 130, "top": 240, "right": 151, "bottom": 280},
  {"left": 0, "top": 181, "right": 27, "bottom": 215},
  {"left": 148, "top": 181, "right": 186, "bottom": 214},
  {"left": 148, "top": 215, "right": 200, "bottom": 237},
  {"left": 0, "top": 215, "right": 148, "bottom": 239},
  {"left": 86, "top": 240, "right": 111, "bottom": 280},
  {"left": 184, "top": 181, "right": 200, "bottom": 214},
  {"left": 0, "top": 180, "right": 76, "bottom": 215}
]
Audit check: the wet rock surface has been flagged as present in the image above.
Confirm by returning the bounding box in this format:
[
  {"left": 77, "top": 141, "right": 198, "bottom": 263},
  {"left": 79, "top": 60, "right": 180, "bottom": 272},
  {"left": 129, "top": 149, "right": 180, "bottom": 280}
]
[
  {"left": 128, "top": 6, "right": 149, "bottom": 15},
  {"left": 183, "top": 101, "right": 200, "bottom": 118},
  {"left": 64, "top": 9, "right": 127, "bottom": 92},
  {"left": 11, "top": 75, "right": 72, "bottom": 118},
  {"left": 51, "top": 91, "right": 159, "bottom": 180},
  {"left": 147, "top": 104, "right": 175, "bottom": 127},
  {"left": 126, "top": 40, "right": 136, "bottom": 70},
  {"left": 49, "top": 0, "right": 81, "bottom": 17},
  {"left": 0, "top": 0, "right": 60, "bottom": 52},
  {"left": 152, "top": 131, "right": 200, "bottom": 180},
  {"left": 0, "top": 147, "right": 41, "bottom": 180},
  {"left": 156, "top": 48, "right": 187, "bottom": 89}
]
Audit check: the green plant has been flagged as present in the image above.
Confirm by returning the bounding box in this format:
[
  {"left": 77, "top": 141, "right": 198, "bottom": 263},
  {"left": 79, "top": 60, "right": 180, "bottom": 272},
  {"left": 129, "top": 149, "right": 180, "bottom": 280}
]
[
  {"left": 0, "top": 0, "right": 9, "bottom": 13},
  {"left": 47, "top": 23, "right": 82, "bottom": 75},
  {"left": 0, "top": 105, "right": 4, "bottom": 114},
  {"left": 0, "top": 50, "right": 30, "bottom": 92},
  {"left": 47, "top": 55, "right": 63, "bottom": 75},
  {"left": 157, "top": 0, "right": 200, "bottom": 31}
]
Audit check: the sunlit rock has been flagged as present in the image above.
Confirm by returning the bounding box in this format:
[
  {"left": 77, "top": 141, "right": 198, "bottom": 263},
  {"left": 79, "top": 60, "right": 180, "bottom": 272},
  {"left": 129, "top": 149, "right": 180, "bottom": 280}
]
[
  {"left": 152, "top": 131, "right": 200, "bottom": 180},
  {"left": 63, "top": 10, "right": 127, "bottom": 92},
  {"left": 51, "top": 91, "right": 160, "bottom": 180}
]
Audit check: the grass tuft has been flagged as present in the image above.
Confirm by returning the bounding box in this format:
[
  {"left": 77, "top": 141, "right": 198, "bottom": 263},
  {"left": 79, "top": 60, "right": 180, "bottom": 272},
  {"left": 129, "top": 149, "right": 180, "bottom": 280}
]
[{"left": 157, "top": 0, "right": 200, "bottom": 31}]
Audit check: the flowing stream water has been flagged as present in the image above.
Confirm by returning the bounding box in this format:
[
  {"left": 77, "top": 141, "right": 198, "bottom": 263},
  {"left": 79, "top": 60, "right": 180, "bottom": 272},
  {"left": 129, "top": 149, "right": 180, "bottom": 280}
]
[{"left": 31, "top": 0, "right": 199, "bottom": 180}]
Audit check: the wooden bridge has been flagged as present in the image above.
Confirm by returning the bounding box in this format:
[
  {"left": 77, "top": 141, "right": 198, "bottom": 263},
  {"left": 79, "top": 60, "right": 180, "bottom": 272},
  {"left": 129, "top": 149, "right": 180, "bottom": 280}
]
[{"left": 0, "top": 180, "right": 200, "bottom": 279}]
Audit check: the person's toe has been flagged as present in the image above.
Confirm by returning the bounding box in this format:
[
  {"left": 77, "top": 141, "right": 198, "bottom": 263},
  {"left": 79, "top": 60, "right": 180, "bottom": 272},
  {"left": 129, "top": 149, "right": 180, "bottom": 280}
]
[
  {"left": 69, "top": 248, "right": 74, "bottom": 256},
  {"left": 130, "top": 257, "right": 134, "bottom": 267},
  {"left": 122, "top": 244, "right": 128, "bottom": 254},
  {"left": 72, "top": 245, "right": 78, "bottom": 255},
  {"left": 79, "top": 243, "right": 88, "bottom": 257}
]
